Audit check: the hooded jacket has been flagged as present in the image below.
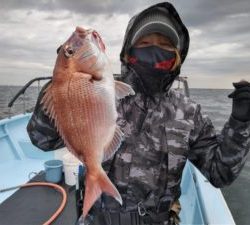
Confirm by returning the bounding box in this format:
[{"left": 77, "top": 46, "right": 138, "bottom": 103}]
[
  {"left": 27, "top": 2, "right": 250, "bottom": 223},
  {"left": 120, "top": 2, "right": 189, "bottom": 101},
  {"left": 102, "top": 2, "right": 250, "bottom": 210}
]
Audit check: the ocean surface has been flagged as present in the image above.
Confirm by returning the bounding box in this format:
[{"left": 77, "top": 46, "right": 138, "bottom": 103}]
[{"left": 0, "top": 85, "right": 249, "bottom": 224}]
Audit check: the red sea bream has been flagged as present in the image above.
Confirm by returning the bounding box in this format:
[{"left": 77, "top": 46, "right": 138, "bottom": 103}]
[{"left": 41, "top": 26, "right": 135, "bottom": 217}]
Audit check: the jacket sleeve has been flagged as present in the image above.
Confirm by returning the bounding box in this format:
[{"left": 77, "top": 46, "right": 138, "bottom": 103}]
[
  {"left": 188, "top": 104, "right": 250, "bottom": 188},
  {"left": 26, "top": 81, "right": 65, "bottom": 151}
]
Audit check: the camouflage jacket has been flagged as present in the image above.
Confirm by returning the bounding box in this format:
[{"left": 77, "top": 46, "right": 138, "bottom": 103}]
[
  {"left": 100, "top": 1, "right": 250, "bottom": 213},
  {"left": 99, "top": 69, "right": 250, "bottom": 214}
]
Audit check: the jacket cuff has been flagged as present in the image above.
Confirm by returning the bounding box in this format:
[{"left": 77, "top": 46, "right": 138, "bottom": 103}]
[{"left": 228, "top": 115, "right": 250, "bottom": 138}]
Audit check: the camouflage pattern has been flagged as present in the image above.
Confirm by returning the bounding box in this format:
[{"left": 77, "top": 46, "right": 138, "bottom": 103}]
[{"left": 93, "top": 71, "right": 250, "bottom": 225}]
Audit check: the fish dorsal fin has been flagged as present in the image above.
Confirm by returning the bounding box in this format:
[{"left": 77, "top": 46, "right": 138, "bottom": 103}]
[
  {"left": 40, "top": 82, "right": 83, "bottom": 160},
  {"left": 103, "top": 126, "right": 124, "bottom": 162},
  {"left": 115, "top": 80, "right": 135, "bottom": 100},
  {"left": 41, "top": 83, "right": 54, "bottom": 117},
  {"left": 40, "top": 83, "right": 59, "bottom": 129}
]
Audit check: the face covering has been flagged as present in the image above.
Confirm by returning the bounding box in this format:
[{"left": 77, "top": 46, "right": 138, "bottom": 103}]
[
  {"left": 127, "top": 46, "right": 178, "bottom": 96},
  {"left": 128, "top": 45, "right": 176, "bottom": 71}
]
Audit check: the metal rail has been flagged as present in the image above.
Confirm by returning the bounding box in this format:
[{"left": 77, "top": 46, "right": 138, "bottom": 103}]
[
  {"left": 175, "top": 76, "right": 190, "bottom": 97},
  {"left": 7, "top": 75, "right": 189, "bottom": 115},
  {"left": 8, "top": 76, "right": 52, "bottom": 108}
]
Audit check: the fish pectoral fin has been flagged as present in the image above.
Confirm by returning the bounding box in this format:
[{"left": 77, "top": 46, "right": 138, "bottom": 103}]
[
  {"left": 114, "top": 80, "right": 135, "bottom": 99},
  {"left": 83, "top": 171, "right": 122, "bottom": 218},
  {"left": 103, "top": 126, "right": 124, "bottom": 162}
]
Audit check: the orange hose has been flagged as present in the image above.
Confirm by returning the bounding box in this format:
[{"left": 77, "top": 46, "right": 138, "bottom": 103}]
[{"left": 20, "top": 182, "right": 67, "bottom": 225}]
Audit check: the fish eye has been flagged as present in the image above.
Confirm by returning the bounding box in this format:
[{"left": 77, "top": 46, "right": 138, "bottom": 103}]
[{"left": 64, "top": 46, "right": 74, "bottom": 58}]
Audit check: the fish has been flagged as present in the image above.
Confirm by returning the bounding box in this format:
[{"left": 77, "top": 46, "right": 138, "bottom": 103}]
[{"left": 41, "top": 26, "right": 135, "bottom": 217}]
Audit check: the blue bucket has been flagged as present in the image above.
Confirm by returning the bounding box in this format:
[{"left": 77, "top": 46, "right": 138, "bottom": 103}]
[{"left": 44, "top": 160, "right": 63, "bottom": 183}]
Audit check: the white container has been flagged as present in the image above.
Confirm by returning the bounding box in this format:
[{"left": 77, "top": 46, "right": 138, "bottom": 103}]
[{"left": 62, "top": 152, "right": 81, "bottom": 186}]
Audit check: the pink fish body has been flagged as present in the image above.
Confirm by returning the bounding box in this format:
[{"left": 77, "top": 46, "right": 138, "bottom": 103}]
[{"left": 42, "top": 27, "right": 135, "bottom": 217}]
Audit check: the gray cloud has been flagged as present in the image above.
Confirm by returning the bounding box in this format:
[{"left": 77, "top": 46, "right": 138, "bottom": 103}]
[
  {"left": 0, "top": 0, "right": 164, "bottom": 15},
  {"left": 2, "top": 0, "right": 250, "bottom": 26},
  {"left": 174, "top": 0, "right": 250, "bottom": 26},
  {"left": 0, "top": 0, "right": 249, "bottom": 87}
]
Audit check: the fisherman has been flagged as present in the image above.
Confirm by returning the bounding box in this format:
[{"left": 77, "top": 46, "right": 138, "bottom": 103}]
[{"left": 27, "top": 2, "right": 250, "bottom": 225}]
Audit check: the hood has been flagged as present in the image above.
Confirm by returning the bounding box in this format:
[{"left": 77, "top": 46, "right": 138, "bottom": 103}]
[
  {"left": 120, "top": 2, "right": 190, "bottom": 64},
  {"left": 119, "top": 2, "right": 190, "bottom": 98}
]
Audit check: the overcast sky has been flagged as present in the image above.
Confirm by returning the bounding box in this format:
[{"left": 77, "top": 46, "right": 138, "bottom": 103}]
[{"left": 0, "top": 0, "right": 249, "bottom": 88}]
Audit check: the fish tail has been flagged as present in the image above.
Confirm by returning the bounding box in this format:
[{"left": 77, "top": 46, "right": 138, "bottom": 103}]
[{"left": 83, "top": 169, "right": 122, "bottom": 218}]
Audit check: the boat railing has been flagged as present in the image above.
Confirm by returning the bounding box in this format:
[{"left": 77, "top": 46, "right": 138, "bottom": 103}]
[
  {"left": 7, "top": 75, "right": 189, "bottom": 118},
  {"left": 7, "top": 77, "right": 52, "bottom": 118},
  {"left": 174, "top": 76, "right": 190, "bottom": 97}
]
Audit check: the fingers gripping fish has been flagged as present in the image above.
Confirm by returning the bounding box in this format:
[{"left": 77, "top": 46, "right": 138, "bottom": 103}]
[{"left": 41, "top": 26, "right": 135, "bottom": 218}]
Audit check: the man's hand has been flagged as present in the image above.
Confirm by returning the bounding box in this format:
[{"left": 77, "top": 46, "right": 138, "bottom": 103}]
[
  {"left": 76, "top": 215, "right": 93, "bottom": 225},
  {"left": 228, "top": 80, "right": 250, "bottom": 122}
]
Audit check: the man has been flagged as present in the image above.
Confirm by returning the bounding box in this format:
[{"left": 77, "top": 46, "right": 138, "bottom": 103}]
[{"left": 27, "top": 2, "right": 250, "bottom": 225}]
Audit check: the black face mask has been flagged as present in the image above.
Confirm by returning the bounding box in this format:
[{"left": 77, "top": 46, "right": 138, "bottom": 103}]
[
  {"left": 128, "top": 46, "right": 176, "bottom": 71},
  {"left": 128, "top": 46, "right": 178, "bottom": 96}
]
